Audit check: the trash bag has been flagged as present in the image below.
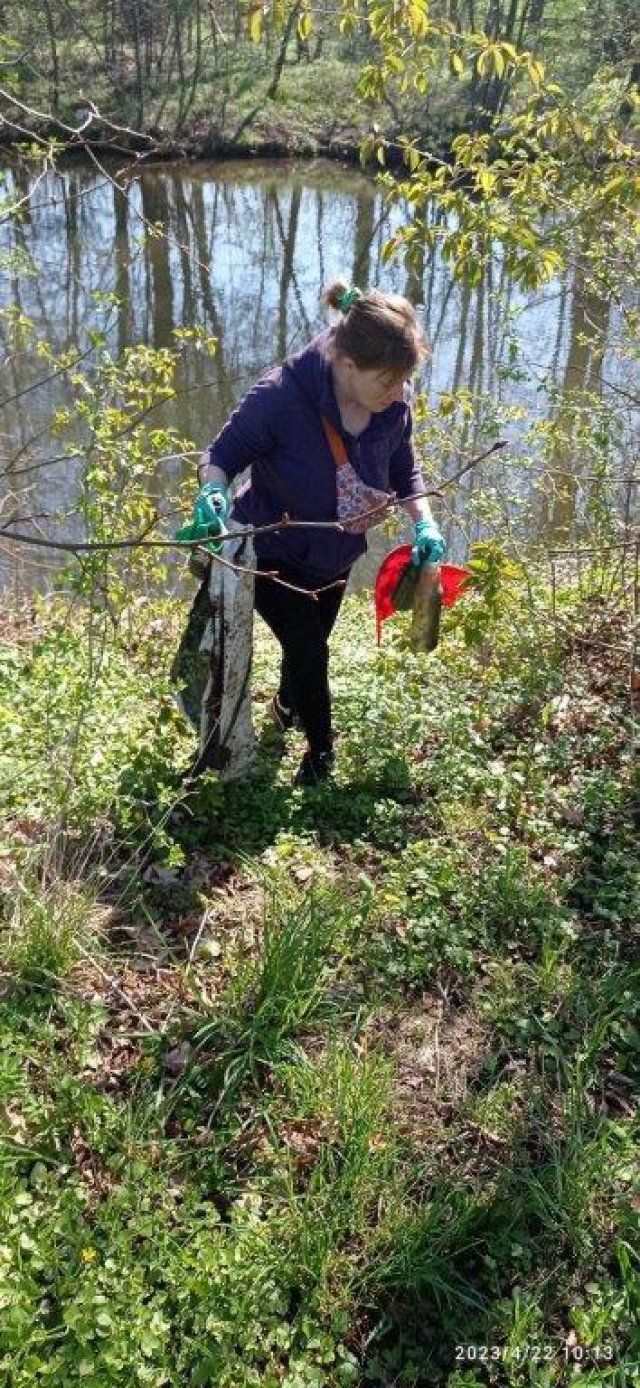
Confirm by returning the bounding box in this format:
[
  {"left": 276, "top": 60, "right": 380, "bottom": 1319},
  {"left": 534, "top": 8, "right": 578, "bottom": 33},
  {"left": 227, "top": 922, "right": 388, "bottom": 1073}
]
[
  {"left": 374, "top": 545, "right": 471, "bottom": 645},
  {"left": 170, "top": 530, "right": 257, "bottom": 781}
]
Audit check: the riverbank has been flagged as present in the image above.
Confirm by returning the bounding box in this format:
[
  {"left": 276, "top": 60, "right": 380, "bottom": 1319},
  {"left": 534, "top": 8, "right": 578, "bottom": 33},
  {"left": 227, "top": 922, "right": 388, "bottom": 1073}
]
[
  {"left": 0, "top": 46, "right": 457, "bottom": 163},
  {"left": 1, "top": 568, "right": 637, "bottom": 1385}
]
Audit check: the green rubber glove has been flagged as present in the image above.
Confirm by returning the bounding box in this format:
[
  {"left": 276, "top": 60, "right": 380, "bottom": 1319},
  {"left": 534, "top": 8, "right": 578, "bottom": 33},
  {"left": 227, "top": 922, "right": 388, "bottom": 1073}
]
[
  {"left": 411, "top": 518, "right": 446, "bottom": 567},
  {"left": 175, "top": 483, "right": 229, "bottom": 555}
]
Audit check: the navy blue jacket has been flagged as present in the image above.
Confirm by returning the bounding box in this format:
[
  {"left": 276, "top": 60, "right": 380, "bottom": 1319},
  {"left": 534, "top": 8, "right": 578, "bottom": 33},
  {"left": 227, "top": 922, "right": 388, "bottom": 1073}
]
[{"left": 208, "top": 327, "right": 425, "bottom": 583}]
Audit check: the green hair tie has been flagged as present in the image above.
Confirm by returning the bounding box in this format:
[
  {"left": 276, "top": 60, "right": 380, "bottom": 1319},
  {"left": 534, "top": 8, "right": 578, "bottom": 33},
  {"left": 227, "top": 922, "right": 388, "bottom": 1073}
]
[{"left": 337, "top": 286, "right": 362, "bottom": 312}]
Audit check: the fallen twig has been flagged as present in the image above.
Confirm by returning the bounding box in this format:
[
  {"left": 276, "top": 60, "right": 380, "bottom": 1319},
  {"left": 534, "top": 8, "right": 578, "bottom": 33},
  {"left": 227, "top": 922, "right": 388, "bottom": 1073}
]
[{"left": 74, "top": 943, "right": 156, "bottom": 1034}]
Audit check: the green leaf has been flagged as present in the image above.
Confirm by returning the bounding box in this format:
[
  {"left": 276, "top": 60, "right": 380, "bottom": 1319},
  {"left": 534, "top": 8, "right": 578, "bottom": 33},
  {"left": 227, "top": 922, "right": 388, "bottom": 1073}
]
[
  {"left": 297, "top": 10, "right": 313, "bottom": 40},
  {"left": 405, "top": 145, "right": 421, "bottom": 172}
]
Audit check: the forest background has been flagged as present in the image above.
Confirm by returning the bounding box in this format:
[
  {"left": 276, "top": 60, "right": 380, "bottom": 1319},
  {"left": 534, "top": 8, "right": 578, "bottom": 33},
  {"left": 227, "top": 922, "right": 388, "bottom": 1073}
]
[{"left": 0, "top": 0, "right": 638, "bottom": 155}]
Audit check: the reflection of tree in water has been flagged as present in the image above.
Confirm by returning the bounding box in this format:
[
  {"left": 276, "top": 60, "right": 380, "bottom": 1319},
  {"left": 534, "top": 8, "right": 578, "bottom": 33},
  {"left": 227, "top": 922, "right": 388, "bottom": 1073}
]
[
  {"left": 114, "top": 184, "right": 131, "bottom": 358},
  {"left": 62, "top": 174, "right": 81, "bottom": 343},
  {"left": 352, "top": 188, "right": 376, "bottom": 288},
  {"left": 274, "top": 184, "right": 302, "bottom": 360},
  {"left": 541, "top": 265, "right": 609, "bottom": 545},
  {"left": 453, "top": 274, "right": 489, "bottom": 549},
  {"left": 181, "top": 176, "right": 236, "bottom": 436},
  {"left": 140, "top": 174, "right": 174, "bottom": 348},
  {"left": 174, "top": 178, "right": 196, "bottom": 327}
]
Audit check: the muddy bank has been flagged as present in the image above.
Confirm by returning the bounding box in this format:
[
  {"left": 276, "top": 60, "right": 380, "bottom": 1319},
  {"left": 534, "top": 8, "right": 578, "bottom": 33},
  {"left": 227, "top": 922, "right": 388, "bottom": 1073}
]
[{"left": 0, "top": 104, "right": 454, "bottom": 168}]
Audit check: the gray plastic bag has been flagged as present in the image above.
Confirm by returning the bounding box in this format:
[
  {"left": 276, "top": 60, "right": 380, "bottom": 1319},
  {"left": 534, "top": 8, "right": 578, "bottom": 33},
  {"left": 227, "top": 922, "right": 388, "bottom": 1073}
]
[{"left": 170, "top": 530, "right": 257, "bottom": 781}]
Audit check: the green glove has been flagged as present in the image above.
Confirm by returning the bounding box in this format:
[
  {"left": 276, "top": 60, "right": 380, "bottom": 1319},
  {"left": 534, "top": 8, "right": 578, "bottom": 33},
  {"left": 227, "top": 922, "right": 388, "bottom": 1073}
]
[
  {"left": 175, "top": 483, "right": 229, "bottom": 555},
  {"left": 411, "top": 518, "right": 446, "bottom": 568}
]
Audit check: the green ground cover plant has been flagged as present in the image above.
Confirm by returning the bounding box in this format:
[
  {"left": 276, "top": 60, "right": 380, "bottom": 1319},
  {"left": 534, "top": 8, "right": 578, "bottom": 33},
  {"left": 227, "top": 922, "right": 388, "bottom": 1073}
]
[{"left": 0, "top": 557, "right": 637, "bottom": 1386}]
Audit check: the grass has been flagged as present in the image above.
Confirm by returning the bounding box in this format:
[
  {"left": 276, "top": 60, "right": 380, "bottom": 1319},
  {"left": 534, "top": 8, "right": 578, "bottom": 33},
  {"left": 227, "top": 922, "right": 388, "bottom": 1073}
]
[{"left": 0, "top": 569, "right": 638, "bottom": 1386}]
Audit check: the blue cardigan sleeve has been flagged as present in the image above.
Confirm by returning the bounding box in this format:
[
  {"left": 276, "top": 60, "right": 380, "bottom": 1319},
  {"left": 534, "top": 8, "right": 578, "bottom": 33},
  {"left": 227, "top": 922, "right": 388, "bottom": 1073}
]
[
  {"left": 207, "top": 374, "right": 281, "bottom": 483},
  {"left": 388, "top": 409, "right": 426, "bottom": 500}
]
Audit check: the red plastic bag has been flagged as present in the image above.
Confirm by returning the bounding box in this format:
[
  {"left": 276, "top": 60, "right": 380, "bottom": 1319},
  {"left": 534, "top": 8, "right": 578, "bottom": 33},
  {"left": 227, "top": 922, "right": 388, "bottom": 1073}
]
[{"left": 374, "top": 545, "right": 471, "bottom": 645}]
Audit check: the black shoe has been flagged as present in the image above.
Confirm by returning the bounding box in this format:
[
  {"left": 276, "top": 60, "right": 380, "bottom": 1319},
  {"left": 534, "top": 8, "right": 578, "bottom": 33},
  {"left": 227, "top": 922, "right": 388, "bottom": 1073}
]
[
  {"left": 293, "top": 746, "right": 335, "bottom": 787},
  {"left": 269, "top": 692, "right": 299, "bottom": 733}
]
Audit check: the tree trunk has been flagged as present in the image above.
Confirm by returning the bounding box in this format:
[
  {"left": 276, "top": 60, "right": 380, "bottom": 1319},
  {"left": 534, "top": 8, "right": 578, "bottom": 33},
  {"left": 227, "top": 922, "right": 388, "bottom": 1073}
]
[
  {"left": 41, "top": 0, "right": 60, "bottom": 115},
  {"left": 127, "top": 0, "right": 146, "bottom": 127},
  {"left": 267, "top": 1, "right": 302, "bottom": 99},
  {"left": 177, "top": 0, "right": 204, "bottom": 131}
]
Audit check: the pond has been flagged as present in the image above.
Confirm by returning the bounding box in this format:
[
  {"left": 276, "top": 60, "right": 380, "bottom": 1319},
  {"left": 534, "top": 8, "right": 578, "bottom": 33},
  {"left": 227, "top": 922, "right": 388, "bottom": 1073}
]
[{"left": 1, "top": 156, "right": 635, "bottom": 595}]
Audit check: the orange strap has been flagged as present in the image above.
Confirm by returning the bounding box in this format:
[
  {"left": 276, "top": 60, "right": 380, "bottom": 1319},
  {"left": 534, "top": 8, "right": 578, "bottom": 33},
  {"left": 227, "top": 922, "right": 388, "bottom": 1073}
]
[{"left": 322, "top": 416, "right": 349, "bottom": 469}]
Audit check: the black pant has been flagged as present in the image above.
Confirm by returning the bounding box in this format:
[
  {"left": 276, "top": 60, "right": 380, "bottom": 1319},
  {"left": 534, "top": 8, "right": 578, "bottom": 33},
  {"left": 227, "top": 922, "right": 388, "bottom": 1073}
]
[{"left": 254, "top": 559, "right": 350, "bottom": 752}]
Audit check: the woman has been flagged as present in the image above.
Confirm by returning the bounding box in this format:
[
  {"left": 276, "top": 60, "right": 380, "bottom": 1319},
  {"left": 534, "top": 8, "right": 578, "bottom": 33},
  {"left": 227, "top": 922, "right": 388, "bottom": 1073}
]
[{"left": 193, "top": 280, "right": 446, "bottom": 786}]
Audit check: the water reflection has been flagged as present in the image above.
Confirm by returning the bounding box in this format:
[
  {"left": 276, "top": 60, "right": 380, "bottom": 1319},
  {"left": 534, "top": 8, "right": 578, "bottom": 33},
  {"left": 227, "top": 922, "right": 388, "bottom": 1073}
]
[{"left": 0, "top": 157, "right": 633, "bottom": 593}]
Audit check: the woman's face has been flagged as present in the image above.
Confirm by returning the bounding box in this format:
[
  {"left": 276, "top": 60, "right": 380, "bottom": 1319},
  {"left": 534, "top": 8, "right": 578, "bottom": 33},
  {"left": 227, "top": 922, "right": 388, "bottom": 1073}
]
[{"left": 336, "top": 356, "right": 413, "bottom": 413}]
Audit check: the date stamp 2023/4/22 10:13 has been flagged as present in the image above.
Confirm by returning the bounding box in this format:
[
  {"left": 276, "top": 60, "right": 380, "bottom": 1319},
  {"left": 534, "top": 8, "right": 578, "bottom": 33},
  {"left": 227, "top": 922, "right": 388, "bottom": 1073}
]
[{"left": 454, "top": 1339, "right": 620, "bottom": 1370}]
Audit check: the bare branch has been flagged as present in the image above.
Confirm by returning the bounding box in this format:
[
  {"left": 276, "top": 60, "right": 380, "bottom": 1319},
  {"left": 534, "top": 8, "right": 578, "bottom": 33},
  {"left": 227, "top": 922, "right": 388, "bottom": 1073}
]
[
  {"left": 0, "top": 164, "right": 52, "bottom": 224},
  {"left": 0, "top": 342, "right": 97, "bottom": 410},
  {"left": 0, "top": 439, "right": 510, "bottom": 575},
  {"left": 436, "top": 439, "right": 508, "bottom": 488},
  {"left": 0, "top": 86, "right": 157, "bottom": 146}
]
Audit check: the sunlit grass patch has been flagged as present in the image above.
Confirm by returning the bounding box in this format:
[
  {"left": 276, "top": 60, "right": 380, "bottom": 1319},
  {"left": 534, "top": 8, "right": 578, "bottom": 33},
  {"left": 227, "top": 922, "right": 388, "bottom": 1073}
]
[
  {"left": 0, "top": 871, "right": 106, "bottom": 999},
  {"left": 171, "top": 880, "right": 362, "bottom": 1118}
]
